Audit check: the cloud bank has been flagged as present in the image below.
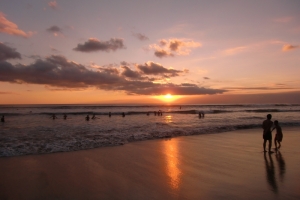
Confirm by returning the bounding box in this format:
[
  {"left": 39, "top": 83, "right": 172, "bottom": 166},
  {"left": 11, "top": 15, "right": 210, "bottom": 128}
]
[
  {"left": 0, "top": 54, "right": 225, "bottom": 95},
  {"left": 74, "top": 38, "right": 126, "bottom": 52},
  {"left": 0, "top": 43, "right": 21, "bottom": 61}
]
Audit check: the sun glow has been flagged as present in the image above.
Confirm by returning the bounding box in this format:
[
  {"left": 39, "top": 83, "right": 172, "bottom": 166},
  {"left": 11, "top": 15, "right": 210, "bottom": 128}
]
[
  {"left": 152, "top": 94, "right": 182, "bottom": 103},
  {"left": 164, "top": 93, "right": 173, "bottom": 99}
]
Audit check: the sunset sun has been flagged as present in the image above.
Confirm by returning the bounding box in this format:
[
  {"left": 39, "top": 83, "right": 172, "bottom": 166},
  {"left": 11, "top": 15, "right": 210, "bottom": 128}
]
[{"left": 164, "top": 93, "right": 173, "bottom": 99}]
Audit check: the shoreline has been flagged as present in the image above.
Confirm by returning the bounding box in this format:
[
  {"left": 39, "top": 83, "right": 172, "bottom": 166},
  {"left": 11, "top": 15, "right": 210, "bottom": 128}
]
[
  {"left": 1, "top": 127, "right": 300, "bottom": 199},
  {"left": 1, "top": 125, "right": 300, "bottom": 158}
]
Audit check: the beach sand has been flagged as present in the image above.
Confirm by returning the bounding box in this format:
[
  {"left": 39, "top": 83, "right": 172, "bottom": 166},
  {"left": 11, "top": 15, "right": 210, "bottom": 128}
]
[{"left": 0, "top": 127, "right": 300, "bottom": 200}]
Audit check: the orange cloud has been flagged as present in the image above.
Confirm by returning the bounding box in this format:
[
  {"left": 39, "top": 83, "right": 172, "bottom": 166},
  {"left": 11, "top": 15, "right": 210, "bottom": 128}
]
[
  {"left": 0, "top": 12, "right": 32, "bottom": 38},
  {"left": 48, "top": 1, "right": 58, "bottom": 9},
  {"left": 282, "top": 44, "right": 299, "bottom": 51},
  {"left": 149, "top": 38, "right": 201, "bottom": 58}
]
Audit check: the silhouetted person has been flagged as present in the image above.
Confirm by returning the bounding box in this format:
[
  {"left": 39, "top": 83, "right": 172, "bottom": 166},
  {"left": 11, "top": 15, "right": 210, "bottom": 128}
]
[
  {"left": 92, "top": 114, "right": 96, "bottom": 119},
  {"left": 199, "top": 112, "right": 202, "bottom": 118},
  {"left": 202, "top": 112, "right": 205, "bottom": 118},
  {"left": 109, "top": 112, "right": 111, "bottom": 117},
  {"left": 52, "top": 114, "right": 57, "bottom": 120},
  {"left": 262, "top": 114, "right": 273, "bottom": 152},
  {"left": 85, "top": 115, "right": 90, "bottom": 121},
  {"left": 272, "top": 120, "right": 283, "bottom": 150},
  {"left": 122, "top": 112, "right": 125, "bottom": 117},
  {"left": 154, "top": 111, "right": 157, "bottom": 116},
  {"left": 180, "top": 106, "right": 181, "bottom": 109},
  {"left": 1, "top": 115, "right": 4, "bottom": 122},
  {"left": 63, "top": 114, "right": 67, "bottom": 120},
  {"left": 147, "top": 112, "right": 149, "bottom": 116}
]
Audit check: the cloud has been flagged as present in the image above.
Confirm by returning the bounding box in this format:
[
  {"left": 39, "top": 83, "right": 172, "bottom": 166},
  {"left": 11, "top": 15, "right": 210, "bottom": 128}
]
[
  {"left": 224, "top": 46, "right": 248, "bottom": 55},
  {"left": 0, "top": 12, "right": 33, "bottom": 38},
  {"left": 73, "top": 38, "right": 126, "bottom": 52},
  {"left": 274, "top": 16, "right": 293, "bottom": 23},
  {"left": 154, "top": 49, "right": 174, "bottom": 58},
  {"left": 125, "top": 83, "right": 226, "bottom": 95},
  {"left": 0, "top": 43, "right": 21, "bottom": 61},
  {"left": 0, "top": 55, "right": 225, "bottom": 96},
  {"left": 46, "top": 25, "right": 63, "bottom": 36},
  {"left": 120, "top": 66, "right": 143, "bottom": 79},
  {"left": 136, "top": 61, "right": 185, "bottom": 77},
  {"left": 203, "top": 77, "right": 210, "bottom": 80},
  {"left": 48, "top": 1, "right": 58, "bottom": 9},
  {"left": 282, "top": 44, "right": 299, "bottom": 51},
  {"left": 133, "top": 33, "right": 149, "bottom": 41},
  {"left": 149, "top": 38, "right": 201, "bottom": 58}
]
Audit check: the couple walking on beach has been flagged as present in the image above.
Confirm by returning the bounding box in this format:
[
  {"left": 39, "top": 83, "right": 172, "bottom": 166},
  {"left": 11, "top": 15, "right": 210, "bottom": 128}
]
[{"left": 262, "top": 114, "right": 283, "bottom": 153}]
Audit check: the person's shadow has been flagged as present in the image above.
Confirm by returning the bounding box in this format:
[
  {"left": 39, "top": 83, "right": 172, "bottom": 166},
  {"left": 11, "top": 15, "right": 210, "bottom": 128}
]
[
  {"left": 275, "top": 151, "right": 286, "bottom": 183},
  {"left": 264, "top": 152, "right": 278, "bottom": 193}
]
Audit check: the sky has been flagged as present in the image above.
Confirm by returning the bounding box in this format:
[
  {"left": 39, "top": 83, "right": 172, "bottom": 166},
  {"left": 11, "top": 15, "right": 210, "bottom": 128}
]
[{"left": 0, "top": 0, "right": 300, "bottom": 104}]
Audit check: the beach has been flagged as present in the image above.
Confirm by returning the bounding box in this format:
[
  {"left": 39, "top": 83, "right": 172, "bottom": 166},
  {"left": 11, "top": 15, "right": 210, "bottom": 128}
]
[{"left": 0, "top": 127, "right": 299, "bottom": 199}]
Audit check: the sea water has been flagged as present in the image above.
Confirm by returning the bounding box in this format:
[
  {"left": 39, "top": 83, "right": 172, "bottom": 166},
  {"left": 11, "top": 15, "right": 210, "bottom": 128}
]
[{"left": 0, "top": 104, "right": 300, "bottom": 157}]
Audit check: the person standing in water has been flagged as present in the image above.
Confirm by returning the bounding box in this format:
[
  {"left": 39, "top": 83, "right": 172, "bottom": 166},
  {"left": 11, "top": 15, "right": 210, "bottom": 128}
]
[
  {"left": 262, "top": 114, "right": 273, "bottom": 152},
  {"left": 272, "top": 120, "right": 283, "bottom": 150},
  {"left": 1, "top": 115, "right": 4, "bottom": 122},
  {"left": 85, "top": 115, "right": 90, "bottom": 121}
]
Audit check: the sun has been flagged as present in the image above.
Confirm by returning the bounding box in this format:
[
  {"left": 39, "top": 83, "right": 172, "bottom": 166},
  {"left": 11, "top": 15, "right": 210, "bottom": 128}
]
[
  {"left": 152, "top": 93, "right": 182, "bottom": 103},
  {"left": 164, "top": 93, "right": 173, "bottom": 99}
]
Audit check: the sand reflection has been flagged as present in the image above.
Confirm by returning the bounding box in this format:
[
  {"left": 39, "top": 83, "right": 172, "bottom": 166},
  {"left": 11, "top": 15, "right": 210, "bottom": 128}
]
[{"left": 163, "top": 139, "right": 181, "bottom": 190}]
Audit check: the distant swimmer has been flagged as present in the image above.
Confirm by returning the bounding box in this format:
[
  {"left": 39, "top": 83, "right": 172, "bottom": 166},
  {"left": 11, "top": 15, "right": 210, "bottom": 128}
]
[
  {"left": 122, "top": 112, "right": 125, "bottom": 117},
  {"left": 52, "top": 114, "right": 57, "bottom": 120},
  {"left": 92, "top": 114, "right": 96, "bottom": 119},
  {"left": 199, "top": 111, "right": 205, "bottom": 118},
  {"left": 1, "top": 115, "right": 4, "bottom": 122},
  {"left": 109, "top": 112, "right": 111, "bottom": 117},
  {"left": 86, "top": 115, "right": 90, "bottom": 121},
  {"left": 63, "top": 114, "right": 67, "bottom": 120},
  {"left": 147, "top": 112, "right": 149, "bottom": 116}
]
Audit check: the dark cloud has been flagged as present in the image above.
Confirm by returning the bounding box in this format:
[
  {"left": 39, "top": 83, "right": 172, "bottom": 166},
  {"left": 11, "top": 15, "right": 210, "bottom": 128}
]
[
  {"left": 73, "top": 38, "right": 125, "bottom": 52},
  {"left": 124, "top": 83, "right": 226, "bottom": 95},
  {"left": 154, "top": 50, "right": 174, "bottom": 58},
  {"left": 47, "top": 25, "right": 62, "bottom": 34},
  {"left": 137, "top": 62, "right": 183, "bottom": 77},
  {"left": 121, "top": 66, "right": 142, "bottom": 79},
  {"left": 133, "top": 33, "right": 149, "bottom": 41},
  {"left": 169, "top": 40, "right": 182, "bottom": 51},
  {"left": 0, "top": 43, "right": 21, "bottom": 61},
  {"left": 0, "top": 55, "right": 226, "bottom": 95},
  {"left": 224, "top": 87, "right": 295, "bottom": 90},
  {"left": 203, "top": 77, "right": 210, "bottom": 80}
]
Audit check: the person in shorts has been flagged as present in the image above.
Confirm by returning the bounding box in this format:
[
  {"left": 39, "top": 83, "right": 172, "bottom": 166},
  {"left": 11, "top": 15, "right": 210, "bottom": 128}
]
[{"left": 262, "top": 114, "right": 273, "bottom": 152}]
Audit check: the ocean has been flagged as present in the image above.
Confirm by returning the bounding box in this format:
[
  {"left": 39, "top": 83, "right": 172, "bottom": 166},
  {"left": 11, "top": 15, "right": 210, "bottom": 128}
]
[{"left": 1, "top": 104, "right": 300, "bottom": 157}]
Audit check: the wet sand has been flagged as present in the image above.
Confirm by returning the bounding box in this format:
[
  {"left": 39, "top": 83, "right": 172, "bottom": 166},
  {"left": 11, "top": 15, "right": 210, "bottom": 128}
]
[{"left": 0, "top": 127, "right": 300, "bottom": 200}]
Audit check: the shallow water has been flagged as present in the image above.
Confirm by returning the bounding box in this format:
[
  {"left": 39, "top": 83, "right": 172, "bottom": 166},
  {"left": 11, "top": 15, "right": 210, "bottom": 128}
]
[{"left": 1, "top": 104, "right": 300, "bottom": 156}]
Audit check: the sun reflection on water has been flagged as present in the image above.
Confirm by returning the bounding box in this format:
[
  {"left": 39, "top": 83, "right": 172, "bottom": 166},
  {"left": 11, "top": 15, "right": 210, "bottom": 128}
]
[
  {"left": 164, "top": 115, "right": 173, "bottom": 123},
  {"left": 164, "top": 139, "right": 181, "bottom": 190}
]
